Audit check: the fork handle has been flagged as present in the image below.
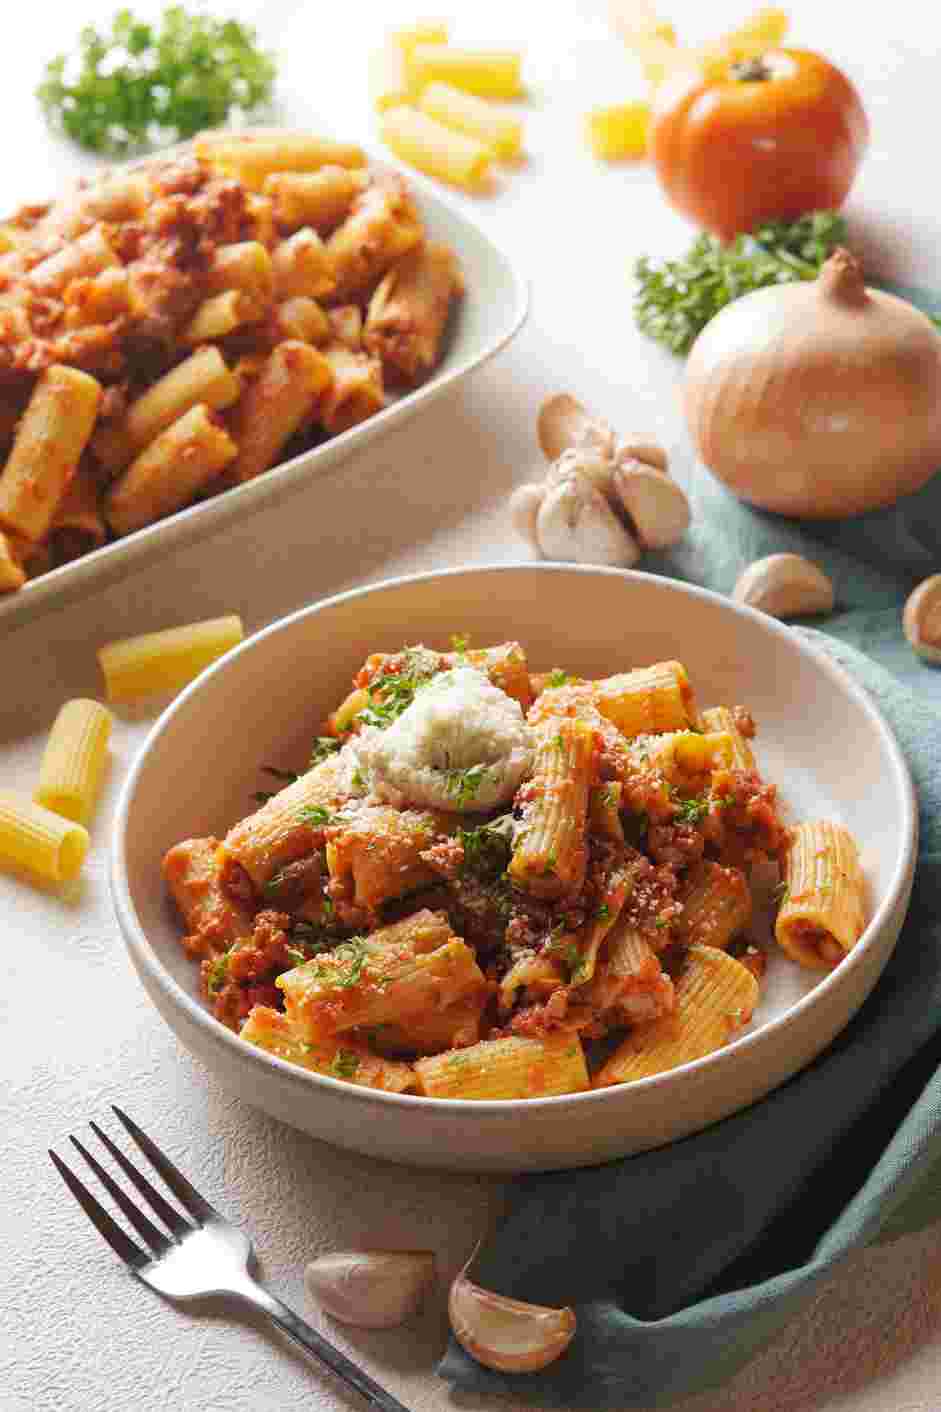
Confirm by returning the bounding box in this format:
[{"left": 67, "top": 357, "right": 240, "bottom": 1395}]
[{"left": 238, "top": 1282, "right": 414, "bottom": 1412}]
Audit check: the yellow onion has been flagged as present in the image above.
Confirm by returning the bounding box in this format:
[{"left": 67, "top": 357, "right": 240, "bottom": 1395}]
[{"left": 683, "top": 249, "right": 941, "bottom": 518}]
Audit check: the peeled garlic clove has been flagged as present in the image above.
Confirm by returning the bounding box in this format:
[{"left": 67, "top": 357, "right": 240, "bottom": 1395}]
[
  {"left": 613, "top": 463, "right": 690, "bottom": 549},
  {"left": 545, "top": 447, "right": 614, "bottom": 497},
  {"left": 733, "top": 554, "right": 834, "bottom": 619},
  {"left": 613, "top": 438, "right": 668, "bottom": 473},
  {"left": 536, "top": 475, "right": 640, "bottom": 566},
  {"left": 509, "top": 482, "right": 546, "bottom": 550},
  {"left": 903, "top": 574, "right": 941, "bottom": 663},
  {"left": 449, "top": 1269, "right": 576, "bottom": 1374},
  {"left": 305, "top": 1250, "right": 436, "bottom": 1329},
  {"left": 538, "top": 393, "right": 615, "bottom": 463}
]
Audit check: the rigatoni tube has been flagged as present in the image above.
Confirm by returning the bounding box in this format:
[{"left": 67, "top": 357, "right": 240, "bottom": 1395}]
[
  {"left": 509, "top": 717, "right": 595, "bottom": 900},
  {"left": 195, "top": 133, "right": 367, "bottom": 190},
  {"left": 0, "top": 366, "right": 101, "bottom": 542},
  {"left": 0, "top": 790, "right": 89, "bottom": 882},
  {"left": 776, "top": 820, "right": 866, "bottom": 968},
  {"left": 35, "top": 699, "right": 112, "bottom": 825},
  {"left": 105, "top": 405, "right": 237, "bottom": 536},
  {"left": 405, "top": 45, "right": 523, "bottom": 99},
  {"left": 320, "top": 346, "right": 384, "bottom": 436},
  {"left": 226, "top": 341, "right": 333, "bottom": 484},
  {"left": 419, "top": 82, "right": 524, "bottom": 159},
  {"left": 380, "top": 107, "right": 491, "bottom": 191},
  {"left": 365, "top": 242, "right": 463, "bottom": 384},
  {"left": 414, "top": 1033, "right": 589, "bottom": 1100},
  {"left": 97, "top": 614, "right": 244, "bottom": 702},
  {"left": 0, "top": 529, "right": 26, "bottom": 592},
  {"left": 263, "top": 168, "right": 368, "bottom": 234},
  {"left": 593, "top": 660, "right": 697, "bottom": 738}
]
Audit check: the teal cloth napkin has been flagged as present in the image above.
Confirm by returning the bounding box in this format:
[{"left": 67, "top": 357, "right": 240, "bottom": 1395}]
[{"left": 439, "top": 282, "right": 941, "bottom": 1408}]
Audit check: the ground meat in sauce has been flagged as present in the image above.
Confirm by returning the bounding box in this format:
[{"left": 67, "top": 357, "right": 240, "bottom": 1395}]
[
  {"left": 647, "top": 821, "right": 705, "bottom": 868},
  {"left": 264, "top": 854, "right": 323, "bottom": 910},
  {"left": 732, "top": 706, "right": 756, "bottom": 739},
  {"left": 705, "top": 769, "right": 787, "bottom": 865},
  {"left": 220, "top": 856, "right": 257, "bottom": 910}
]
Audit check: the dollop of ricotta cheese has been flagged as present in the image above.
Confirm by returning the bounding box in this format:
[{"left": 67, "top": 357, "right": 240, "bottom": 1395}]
[{"left": 353, "top": 665, "right": 533, "bottom": 813}]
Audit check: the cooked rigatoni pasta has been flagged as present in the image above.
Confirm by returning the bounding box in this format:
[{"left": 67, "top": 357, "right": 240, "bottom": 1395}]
[
  {"left": 365, "top": 243, "right": 464, "bottom": 384},
  {"left": 380, "top": 107, "right": 491, "bottom": 192},
  {"left": 0, "top": 790, "right": 89, "bottom": 882},
  {"left": 27, "top": 227, "right": 119, "bottom": 296},
  {"left": 47, "top": 467, "right": 106, "bottom": 564},
  {"left": 98, "top": 614, "right": 244, "bottom": 702},
  {"left": 205, "top": 242, "right": 275, "bottom": 300},
  {"left": 105, "top": 405, "right": 238, "bottom": 535},
  {"left": 35, "top": 699, "right": 112, "bottom": 825},
  {"left": 182, "top": 289, "right": 265, "bottom": 346},
  {"left": 327, "top": 176, "right": 424, "bottom": 299},
  {"left": 272, "top": 296, "right": 331, "bottom": 346},
  {"left": 419, "top": 82, "right": 524, "bottom": 160},
  {"left": 0, "top": 366, "right": 101, "bottom": 542},
  {"left": 226, "top": 341, "right": 332, "bottom": 484},
  {"left": 0, "top": 528, "right": 26, "bottom": 592},
  {"left": 271, "top": 228, "right": 337, "bottom": 301},
  {"left": 164, "top": 640, "right": 861, "bottom": 1101},
  {"left": 263, "top": 168, "right": 369, "bottom": 234},
  {"left": 320, "top": 346, "right": 385, "bottom": 435},
  {"left": 405, "top": 45, "right": 524, "bottom": 99},
  {"left": 195, "top": 133, "right": 367, "bottom": 190},
  {"left": 776, "top": 820, "right": 866, "bottom": 968}
]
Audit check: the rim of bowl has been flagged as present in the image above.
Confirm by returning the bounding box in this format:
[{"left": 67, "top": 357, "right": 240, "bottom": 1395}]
[{"left": 111, "top": 563, "right": 918, "bottom": 1118}]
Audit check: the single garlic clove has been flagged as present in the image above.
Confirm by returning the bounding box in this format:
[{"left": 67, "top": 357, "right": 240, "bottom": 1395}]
[
  {"left": 545, "top": 447, "right": 614, "bottom": 497},
  {"left": 903, "top": 574, "right": 941, "bottom": 662},
  {"left": 733, "top": 554, "right": 834, "bottom": 619},
  {"left": 538, "top": 393, "right": 615, "bottom": 463},
  {"left": 509, "top": 482, "right": 546, "bottom": 550},
  {"left": 305, "top": 1250, "right": 436, "bottom": 1329},
  {"left": 613, "top": 438, "right": 669, "bottom": 474},
  {"left": 613, "top": 463, "right": 690, "bottom": 549},
  {"left": 449, "top": 1269, "right": 576, "bottom": 1374},
  {"left": 536, "top": 475, "right": 640, "bottom": 566}
]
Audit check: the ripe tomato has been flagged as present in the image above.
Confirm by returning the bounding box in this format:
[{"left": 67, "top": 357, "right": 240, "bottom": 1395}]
[{"left": 649, "top": 48, "right": 869, "bottom": 241}]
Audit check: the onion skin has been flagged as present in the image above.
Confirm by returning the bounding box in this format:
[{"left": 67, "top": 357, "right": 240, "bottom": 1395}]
[{"left": 684, "top": 250, "right": 941, "bottom": 518}]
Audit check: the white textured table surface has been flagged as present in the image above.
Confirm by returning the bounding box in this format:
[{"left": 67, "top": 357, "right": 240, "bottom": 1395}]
[{"left": 3, "top": 2, "right": 941, "bottom": 1410}]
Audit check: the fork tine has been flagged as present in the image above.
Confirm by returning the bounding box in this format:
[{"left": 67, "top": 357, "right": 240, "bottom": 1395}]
[
  {"left": 49, "top": 1149, "right": 149, "bottom": 1270},
  {"left": 111, "top": 1106, "right": 218, "bottom": 1225},
  {"left": 90, "top": 1121, "right": 193, "bottom": 1240},
  {"left": 70, "top": 1135, "right": 174, "bottom": 1256}
]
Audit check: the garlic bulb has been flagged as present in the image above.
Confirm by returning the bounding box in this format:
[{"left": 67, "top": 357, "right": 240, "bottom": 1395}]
[
  {"left": 305, "top": 1250, "right": 436, "bottom": 1329},
  {"left": 545, "top": 447, "right": 614, "bottom": 497},
  {"left": 903, "top": 574, "right": 941, "bottom": 662},
  {"left": 509, "top": 482, "right": 545, "bottom": 549},
  {"left": 536, "top": 474, "right": 640, "bottom": 566},
  {"left": 538, "top": 393, "right": 615, "bottom": 463},
  {"left": 449, "top": 1268, "right": 576, "bottom": 1374},
  {"left": 613, "top": 462, "right": 690, "bottom": 548}
]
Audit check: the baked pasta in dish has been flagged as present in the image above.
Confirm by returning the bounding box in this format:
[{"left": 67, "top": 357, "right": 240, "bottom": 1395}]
[
  {"left": 0, "top": 131, "right": 463, "bottom": 594},
  {"left": 163, "top": 640, "right": 868, "bottom": 1099}
]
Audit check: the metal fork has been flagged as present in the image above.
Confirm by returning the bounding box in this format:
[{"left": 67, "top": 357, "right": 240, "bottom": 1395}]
[{"left": 50, "top": 1106, "right": 413, "bottom": 1412}]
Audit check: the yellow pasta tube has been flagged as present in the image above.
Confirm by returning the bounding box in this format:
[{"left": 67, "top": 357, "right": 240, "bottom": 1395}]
[
  {"left": 97, "top": 614, "right": 244, "bottom": 702},
  {"left": 414, "top": 1033, "right": 589, "bottom": 1100},
  {"left": 392, "top": 21, "right": 450, "bottom": 55},
  {"left": 105, "top": 404, "right": 238, "bottom": 535},
  {"left": 320, "top": 345, "right": 384, "bottom": 435},
  {"left": 222, "top": 754, "right": 346, "bottom": 889},
  {"left": 63, "top": 267, "right": 130, "bottom": 327},
  {"left": 99, "top": 346, "right": 241, "bottom": 476},
  {"left": 370, "top": 41, "right": 415, "bottom": 113},
  {"left": 678, "top": 860, "right": 752, "bottom": 950},
  {"left": 0, "top": 529, "right": 26, "bottom": 592},
  {"left": 594, "top": 660, "right": 698, "bottom": 737},
  {"left": 226, "top": 341, "right": 333, "bottom": 484},
  {"left": 585, "top": 924, "right": 675, "bottom": 1024},
  {"left": 457, "top": 641, "right": 532, "bottom": 709},
  {"left": 205, "top": 242, "right": 275, "bottom": 300},
  {"left": 608, "top": 0, "right": 677, "bottom": 46},
  {"left": 0, "top": 366, "right": 102, "bottom": 542},
  {"left": 273, "top": 297, "right": 331, "bottom": 346},
  {"left": 195, "top": 133, "right": 367, "bottom": 190},
  {"left": 243, "top": 192, "right": 278, "bottom": 249},
  {"left": 241, "top": 1006, "right": 415, "bottom": 1092},
  {"left": 35, "top": 698, "right": 113, "bottom": 824},
  {"left": 406, "top": 45, "right": 524, "bottom": 99},
  {"left": 366, "top": 992, "right": 485, "bottom": 1056},
  {"left": 327, "top": 806, "right": 453, "bottom": 910},
  {"left": 381, "top": 106, "right": 491, "bottom": 191},
  {"left": 590, "top": 781, "right": 624, "bottom": 842},
  {"left": 701, "top": 705, "right": 757, "bottom": 771},
  {"left": 162, "top": 836, "right": 254, "bottom": 955},
  {"left": 776, "top": 820, "right": 866, "bottom": 969},
  {"left": 418, "top": 82, "right": 524, "bottom": 160},
  {"left": 27, "top": 227, "right": 119, "bottom": 296},
  {"left": 586, "top": 102, "right": 650, "bottom": 160},
  {"left": 594, "top": 945, "right": 759, "bottom": 1087},
  {"left": 326, "top": 686, "right": 369, "bottom": 736},
  {"left": 509, "top": 717, "right": 594, "bottom": 900},
  {"left": 271, "top": 228, "right": 336, "bottom": 300},
  {"left": 0, "top": 790, "right": 89, "bottom": 882},
  {"left": 81, "top": 172, "right": 150, "bottom": 221},
  {"left": 182, "top": 289, "right": 265, "bottom": 346},
  {"left": 327, "top": 177, "right": 424, "bottom": 299},
  {"left": 328, "top": 306, "right": 363, "bottom": 351},
  {"left": 263, "top": 167, "right": 369, "bottom": 234},
  {"left": 364, "top": 242, "right": 462, "bottom": 384}
]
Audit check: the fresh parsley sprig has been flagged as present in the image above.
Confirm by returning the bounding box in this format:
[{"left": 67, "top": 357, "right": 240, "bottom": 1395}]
[
  {"left": 634, "top": 211, "right": 849, "bottom": 356},
  {"left": 37, "top": 6, "right": 277, "bottom": 155}
]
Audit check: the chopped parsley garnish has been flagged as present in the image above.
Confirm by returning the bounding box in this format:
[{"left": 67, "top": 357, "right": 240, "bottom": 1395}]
[
  {"left": 319, "top": 936, "right": 371, "bottom": 988},
  {"left": 206, "top": 951, "right": 230, "bottom": 995},
  {"left": 595, "top": 903, "right": 611, "bottom": 922},
  {"left": 547, "top": 669, "right": 570, "bottom": 688},
  {"left": 356, "top": 650, "right": 438, "bottom": 730},
  {"left": 552, "top": 733, "right": 567, "bottom": 754},
  {"left": 547, "top": 935, "right": 585, "bottom": 983},
  {"left": 286, "top": 946, "right": 308, "bottom": 966},
  {"left": 351, "top": 767, "right": 365, "bottom": 792},
  {"left": 673, "top": 795, "right": 710, "bottom": 827},
  {"left": 310, "top": 737, "right": 342, "bottom": 768},
  {"left": 251, "top": 790, "right": 275, "bottom": 804},
  {"left": 37, "top": 7, "right": 277, "bottom": 156},
  {"left": 331, "top": 1050, "right": 361, "bottom": 1080},
  {"left": 451, "top": 633, "right": 470, "bottom": 653},
  {"left": 299, "top": 805, "right": 336, "bottom": 827},
  {"left": 458, "top": 818, "right": 513, "bottom": 882},
  {"left": 446, "top": 763, "right": 488, "bottom": 808},
  {"left": 263, "top": 765, "right": 299, "bottom": 783}
]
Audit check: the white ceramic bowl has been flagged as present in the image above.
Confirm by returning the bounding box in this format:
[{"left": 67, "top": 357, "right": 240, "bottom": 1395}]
[{"left": 111, "top": 565, "right": 917, "bottom": 1172}]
